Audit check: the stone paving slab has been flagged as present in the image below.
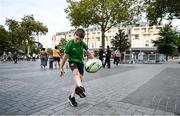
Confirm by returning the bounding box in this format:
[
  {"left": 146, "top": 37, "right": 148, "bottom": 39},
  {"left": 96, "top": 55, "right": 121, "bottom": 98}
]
[
  {"left": 122, "top": 67, "right": 180, "bottom": 114},
  {"left": 0, "top": 61, "right": 179, "bottom": 115},
  {"left": 34, "top": 63, "right": 178, "bottom": 115}
]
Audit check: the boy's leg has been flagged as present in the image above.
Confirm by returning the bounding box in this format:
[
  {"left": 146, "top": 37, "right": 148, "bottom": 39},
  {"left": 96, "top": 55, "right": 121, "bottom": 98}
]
[
  {"left": 69, "top": 62, "right": 86, "bottom": 98},
  {"left": 72, "top": 69, "right": 85, "bottom": 96},
  {"left": 72, "top": 69, "right": 83, "bottom": 87},
  {"left": 69, "top": 84, "right": 78, "bottom": 107},
  {"left": 70, "top": 84, "right": 77, "bottom": 98}
]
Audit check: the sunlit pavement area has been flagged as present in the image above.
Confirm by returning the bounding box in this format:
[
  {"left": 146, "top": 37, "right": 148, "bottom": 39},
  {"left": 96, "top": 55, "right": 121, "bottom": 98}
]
[{"left": 0, "top": 59, "right": 180, "bottom": 115}]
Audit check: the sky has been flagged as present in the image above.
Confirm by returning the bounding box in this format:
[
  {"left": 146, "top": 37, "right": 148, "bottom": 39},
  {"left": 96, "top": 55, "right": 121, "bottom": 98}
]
[
  {"left": 0, "top": 0, "right": 72, "bottom": 48},
  {"left": 1, "top": 0, "right": 180, "bottom": 48}
]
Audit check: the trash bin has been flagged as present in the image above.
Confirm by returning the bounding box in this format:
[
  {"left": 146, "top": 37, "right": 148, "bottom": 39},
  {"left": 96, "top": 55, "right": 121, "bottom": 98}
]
[{"left": 49, "top": 57, "right": 54, "bottom": 69}]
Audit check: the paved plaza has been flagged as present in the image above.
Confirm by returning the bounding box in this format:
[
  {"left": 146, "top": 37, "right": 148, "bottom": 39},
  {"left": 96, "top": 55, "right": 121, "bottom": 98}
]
[{"left": 0, "top": 60, "right": 180, "bottom": 115}]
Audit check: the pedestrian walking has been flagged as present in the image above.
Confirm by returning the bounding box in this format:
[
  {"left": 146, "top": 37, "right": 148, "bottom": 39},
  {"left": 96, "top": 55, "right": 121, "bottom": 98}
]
[
  {"left": 40, "top": 48, "right": 48, "bottom": 70},
  {"left": 103, "top": 45, "right": 111, "bottom": 68},
  {"left": 53, "top": 46, "right": 61, "bottom": 69},
  {"left": 32, "top": 53, "right": 36, "bottom": 61},
  {"left": 59, "top": 28, "right": 94, "bottom": 107},
  {"left": 98, "top": 46, "right": 104, "bottom": 63},
  {"left": 13, "top": 51, "right": 18, "bottom": 64},
  {"left": 114, "top": 48, "right": 120, "bottom": 66}
]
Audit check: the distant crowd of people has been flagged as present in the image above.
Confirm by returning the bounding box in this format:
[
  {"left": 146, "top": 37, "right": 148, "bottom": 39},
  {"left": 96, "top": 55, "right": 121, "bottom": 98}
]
[
  {"left": 39, "top": 45, "right": 61, "bottom": 70},
  {"left": 0, "top": 45, "right": 123, "bottom": 70},
  {"left": 98, "top": 45, "right": 122, "bottom": 69},
  {"left": 0, "top": 52, "right": 39, "bottom": 63}
]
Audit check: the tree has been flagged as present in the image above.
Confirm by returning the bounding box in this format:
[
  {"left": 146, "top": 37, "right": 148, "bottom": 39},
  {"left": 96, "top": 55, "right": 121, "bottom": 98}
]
[
  {"left": 57, "top": 38, "right": 68, "bottom": 53},
  {"left": 145, "top": 0, "right": 180, "bottom": 25},
  {"left": 47, "top": 48, "right": 53, "bottom": 56},
  {"left": 176, "top": 34, "right": 180, "bottom": 54},
  {"left": 20, "top": 15, "right": 48, "bottom": 53},
  {"left": 111, "top": 29, "right": 130, "bottom": 63},
  {"left": 5, "top": 19, "right": 23, "bottom": 52},
  {"left": 5, "top": 15, "right": 48, "bottom": 54},
  {"left": 21, "top": 15, "right": 48, "bottom": 42},
  {"left": 0, "top": 25, "right": 9, "bottom": 55},
  {"left": 65, "top": 0, "right": 134, "bottom": 49},
  {"left": 152, "top": 25, "right": 179, "bottom": 60}
]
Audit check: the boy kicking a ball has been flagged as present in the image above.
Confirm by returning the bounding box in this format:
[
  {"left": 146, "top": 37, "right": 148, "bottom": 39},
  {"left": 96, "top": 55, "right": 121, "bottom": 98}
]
[{"left": 60, "top": 28, "right": 94, "bottom": 107}]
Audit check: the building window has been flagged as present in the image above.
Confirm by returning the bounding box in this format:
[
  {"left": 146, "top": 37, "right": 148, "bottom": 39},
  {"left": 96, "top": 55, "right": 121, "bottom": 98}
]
[
  {"left": 145, "top": 40, "right": 149, "bottom": 46},
  {"left": 92, "top": 43, "right": 94, "bottom": 48},
  {"left": 128, "top": 30, "right": 131, "bottom": 35},
  {"left": 156, "top": 27, "right": 162, "bottom": 30},
  {"left": 106, "top": 36, "right": 108, "bottom": 41},
  {"left": 148, "top": 27, "right": 153, "bottom": 32},
  {"left": 134, "top": 28, "right": 139, "bottom": 31},
  {"left": 135, "top": 34, "right": 139, "bottom": 40},
  {"left": 96, "top": 37, "right": 100, "bottom": 41},
  {"left": 142, "top": 28, "right": 146, "bottom": 32}
]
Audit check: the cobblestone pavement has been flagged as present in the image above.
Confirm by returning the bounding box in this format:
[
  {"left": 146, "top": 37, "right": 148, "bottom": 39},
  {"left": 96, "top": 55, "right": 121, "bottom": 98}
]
[{"left": 0, "top": 60, "right": 179, "bottom": 115}]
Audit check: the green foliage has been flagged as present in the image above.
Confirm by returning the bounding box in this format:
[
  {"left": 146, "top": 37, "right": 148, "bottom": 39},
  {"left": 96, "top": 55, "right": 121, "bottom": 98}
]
[
  {"left": 47, "top": 48, "right": 53, "bottom": 55},
  {"left": 30, "top": 42, "right": 40, "bottom": 54},
  {"left": 0, "top": 25, "right": 9, "bottom": 55},
  {"left": 21, "top": 15, "right": 48, "bottom": 37},
  {"left": 111, "top": 29, "right": 130, "bottom": 52},
  {"left": 145, "top": 0, "right": 180, "bottom": 25},
  {"left": 57, "top": 38, "right": 68, "bottom": 53},
  {"left": 176, "top": 35, "right": 180, "bottom": 54},
  {"left": 0, "top": 15, "right": 48, "bottom": 55},
  {"left": 152, "top": 25, "right": 179, "bottom": 60},
  {"left": 65, "top": 0, "right": 134, "bottom": 49}
]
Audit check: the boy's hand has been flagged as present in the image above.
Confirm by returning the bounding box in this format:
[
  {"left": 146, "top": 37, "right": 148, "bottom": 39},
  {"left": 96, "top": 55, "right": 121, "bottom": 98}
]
[{"left": 59, "top": 68, "right": 65, "bottom": 77}]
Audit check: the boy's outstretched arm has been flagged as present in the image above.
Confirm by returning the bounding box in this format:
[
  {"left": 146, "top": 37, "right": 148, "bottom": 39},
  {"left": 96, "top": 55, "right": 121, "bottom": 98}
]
[{"left": 59, "top": 54, "right": 68, "bottom": 76}]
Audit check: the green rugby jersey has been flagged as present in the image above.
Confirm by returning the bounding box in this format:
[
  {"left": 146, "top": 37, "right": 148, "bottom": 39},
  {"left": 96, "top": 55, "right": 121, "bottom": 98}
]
[{"left": 64, "top": 39, "right": 88, "bottom": 64}]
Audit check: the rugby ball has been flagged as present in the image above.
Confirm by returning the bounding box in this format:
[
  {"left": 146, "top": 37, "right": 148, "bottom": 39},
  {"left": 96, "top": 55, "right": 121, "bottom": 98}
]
[{"left": 85, "top": 59, "right": 102, "bottom": 73}]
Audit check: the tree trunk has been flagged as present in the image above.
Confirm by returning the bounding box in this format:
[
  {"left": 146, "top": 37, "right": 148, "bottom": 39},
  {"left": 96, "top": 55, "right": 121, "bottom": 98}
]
[{"left": 101, "top": 28, "right": 105, "bottom": 50}]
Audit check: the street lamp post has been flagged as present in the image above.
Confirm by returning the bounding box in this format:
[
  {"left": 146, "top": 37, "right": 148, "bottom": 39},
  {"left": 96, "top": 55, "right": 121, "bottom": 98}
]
[{"left": 127, "top": 25, "right": 134, "bottom": 63}]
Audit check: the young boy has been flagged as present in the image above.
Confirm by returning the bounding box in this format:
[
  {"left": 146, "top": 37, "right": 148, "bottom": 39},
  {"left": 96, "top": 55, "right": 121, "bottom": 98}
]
[{"left": 60, "top": 28, "right": 94, "bottom": 107}]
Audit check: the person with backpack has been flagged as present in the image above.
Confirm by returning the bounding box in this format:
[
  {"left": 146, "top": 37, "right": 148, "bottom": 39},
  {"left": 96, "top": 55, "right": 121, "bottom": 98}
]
[
  {"left": 53, "top": 46, "right": 61, "bottom": 69},
  {"left": 40, "top": 48, "right": 48, "bottom": 70},
  {"left": 59, "top": 28, "right": 94, "bottom": 107}
]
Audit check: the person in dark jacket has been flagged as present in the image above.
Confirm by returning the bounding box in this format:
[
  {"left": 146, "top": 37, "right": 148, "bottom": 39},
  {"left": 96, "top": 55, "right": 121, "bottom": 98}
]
[
  {"left": 103, "top": 45, "right": 111, "bottom": 68},
  {"left": 13, "top": 51, "right": 18, "bottom": 64},
  {"left": 98, "top": 46, "right": 104, "bottom": 63}
]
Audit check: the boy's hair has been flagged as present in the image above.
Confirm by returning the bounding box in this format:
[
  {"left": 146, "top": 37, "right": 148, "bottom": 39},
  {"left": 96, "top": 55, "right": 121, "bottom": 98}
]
[{"left": 74, "top": 28, "right": 85, "bottom": 38}]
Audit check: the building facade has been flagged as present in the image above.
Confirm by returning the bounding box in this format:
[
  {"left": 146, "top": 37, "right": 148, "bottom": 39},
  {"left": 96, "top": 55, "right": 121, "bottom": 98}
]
[{"left": 51, "top": 25, "right": 162, "bottom": 53}]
